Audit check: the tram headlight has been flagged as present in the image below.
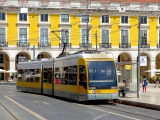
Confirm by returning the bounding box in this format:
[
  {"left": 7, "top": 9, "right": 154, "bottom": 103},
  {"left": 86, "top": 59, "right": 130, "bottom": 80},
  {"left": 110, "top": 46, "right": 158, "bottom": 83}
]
[
  {"left": 89, "top": 87, "right": 96, "bottom": 90},
  {"left": 111, "top": 86, "right": 118, "bottom": 89}
]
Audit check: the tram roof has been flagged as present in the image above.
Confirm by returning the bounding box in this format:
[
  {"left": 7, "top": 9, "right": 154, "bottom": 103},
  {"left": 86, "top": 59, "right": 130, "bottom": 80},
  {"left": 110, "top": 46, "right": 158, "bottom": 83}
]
[
  {"left": 18, "top": 58, "right": 55, "bottom": 69},
  {"left": 55, "top": 51, "right": 113, "bottom": 61}
]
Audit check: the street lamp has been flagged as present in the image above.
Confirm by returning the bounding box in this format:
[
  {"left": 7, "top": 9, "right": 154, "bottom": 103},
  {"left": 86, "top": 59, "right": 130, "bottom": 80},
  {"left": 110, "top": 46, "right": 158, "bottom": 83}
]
[
  {"left": 86, "top": 0, "right": 89, "bottom": 50},
  {"left": 137, "top": 16, "right": 141, "bottom": 98}
]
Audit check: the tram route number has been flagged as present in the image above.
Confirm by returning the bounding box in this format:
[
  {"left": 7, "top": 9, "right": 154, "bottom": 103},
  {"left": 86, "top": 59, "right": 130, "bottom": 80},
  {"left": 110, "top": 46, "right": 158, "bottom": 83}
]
[{"left": 92, "top": 90, "right": 101, "bottom": 94}]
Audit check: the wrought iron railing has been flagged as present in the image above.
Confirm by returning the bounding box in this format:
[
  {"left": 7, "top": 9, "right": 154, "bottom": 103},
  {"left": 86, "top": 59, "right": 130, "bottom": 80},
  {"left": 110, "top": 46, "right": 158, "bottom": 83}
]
[
  {"left": 119, "top": 43, "right": 131, "bottom": 48},
  {"left": 100, "top": 43, "right": 111, "bottom": 48},
  {"left": 0, "top": 42, "right": 8, "bottom": 47},
  {"left": 59, "top": 43, "right": 71, "bottom": 48},
  {"left": 140, "top": 44, "right": 150, "bottom": 48},
  {"left": 38, "top": 42, "right": 51, "bottom": 47},
  {"left": 17, "top": 42, "right": 30, "bottom": 47},
  {"left": 79, "top": 43, "right": 92, "bottom": 48}
]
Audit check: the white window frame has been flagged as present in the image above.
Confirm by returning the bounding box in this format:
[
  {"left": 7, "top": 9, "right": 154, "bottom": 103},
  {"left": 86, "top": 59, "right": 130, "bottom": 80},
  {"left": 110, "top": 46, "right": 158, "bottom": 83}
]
[
  {"left": 100, "top": 29, "right": 110, "bottom": 43},
  {"left": 40, "top": 14, "right": 49, "bottom": 22},
  {"left": 60, "top": 14, "right": 70, "bottom": 23},
  {"left": 140, "top": 16, "right": 148, "bottom": 24},
  {"left": 121, "top": 16, "right": 129, "bottom": 24},
  {"left": 60, "top": 29, "right": 70, "bottom": 43},
  {"left": 140, "top": 30, "right": 148, "bottom": 44},
  {"left": 39, "top": 27, "right": 50, "bottom": 43},
  {"left": 18, "top": 27, "right": 28, "bottom": 43},
  {"left": 120, "top": 29, "right": 130, "bottom": 44},
  {"left": 18, "top": 13, "right": 28, "bottom": 22},
  {"left": 0, "top": 28, "right": 6, "bottom": 43},
  {"left": 81, "top": 15, "right": 90, "bottom": 23},
  {"left": 101, "top": 15, "right": 109, "bottom": 23},
  {"left": 0, "top": 13, "right": 6, "bottom": 21},
  {"left": 80, "top": 29, "right": 90, "bottom": 43}
]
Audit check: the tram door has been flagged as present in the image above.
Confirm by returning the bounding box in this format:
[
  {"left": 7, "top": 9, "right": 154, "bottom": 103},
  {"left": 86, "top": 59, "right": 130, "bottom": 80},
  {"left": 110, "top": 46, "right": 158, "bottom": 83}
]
[{"left": 42, "top": 61, "right": 53, "bottom": 95}]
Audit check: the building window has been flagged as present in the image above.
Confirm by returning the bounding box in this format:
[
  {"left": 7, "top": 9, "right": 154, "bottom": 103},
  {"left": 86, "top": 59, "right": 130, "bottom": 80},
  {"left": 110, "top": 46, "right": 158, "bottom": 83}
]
[
  {"left": 159, "top": 17, "right": 160, "bottom": 24},
  {"left": 19, "top": 13, "right": 27, "bottom": 21},
  {"left": 82, "top": 29, "right": 87, "bottom": 43},
  {"left": 0, "top": 54, "right": 3, "bottom": 63},
  {"left": 140, "top": 30, "right": 147, "bottom": 45},
  {"left": 121, "top": 30, "right": 128, "bottom": 44},
  {"left": 61, "top": 14, "right": 69, "bottom": 22},
  {"left": 0, "top": 13, "right": 5, "bottom": 21},
  {"left": 0, "top": 28, "right": 5, "bottom": 43},
  {"left": 101, "top": 30, "right": 109, "bottom": 43},
  {"left": 140, "top": 16, "right": 147, "bottom": 24},
  {"left": 102, "top": 15, "right": 109, "bottom": 23},
  {"left": 41, "top": 14, "right": 48, "bottom": 22},
  {"left": 19, "top": 28, "right": 27, "bottom": 43},
  {"left": 121, "top": 16, "right": 128, "bottom": 24},
  {"left": 81, "top": 15, "right": 89, "bottom": 23},
  {"left": 40, "top": 28, "right": 48, "bottom": 44},
  {"left": 61, "top": 29, "right": 69, "bottom": 43}
]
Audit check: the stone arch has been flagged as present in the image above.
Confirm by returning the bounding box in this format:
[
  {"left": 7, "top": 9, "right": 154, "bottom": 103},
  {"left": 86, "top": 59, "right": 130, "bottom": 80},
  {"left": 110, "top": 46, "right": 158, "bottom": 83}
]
[
  {"left": 15, "top": 52, "right": 31, "bottom": 70},
  {"left": 139, "top": 52, "right": 151, "bottom": 77},
  {"left": 117, "top": 52, "right": 132, "bottom": 62},
  {"left": 37, "top": 52, "right": 52, "bottom": 59},
  {"left": 0, "top": 52, "right": 10, "bottom": 80},
  {"left": 155, "top": 53, "right": 160, "bottom": 69}
]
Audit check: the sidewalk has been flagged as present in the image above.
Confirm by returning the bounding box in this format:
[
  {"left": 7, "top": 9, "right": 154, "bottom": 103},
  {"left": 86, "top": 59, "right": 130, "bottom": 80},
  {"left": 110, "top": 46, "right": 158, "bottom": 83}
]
[{"left": 118, "top": 83, "right": 160, "bottom": 111}]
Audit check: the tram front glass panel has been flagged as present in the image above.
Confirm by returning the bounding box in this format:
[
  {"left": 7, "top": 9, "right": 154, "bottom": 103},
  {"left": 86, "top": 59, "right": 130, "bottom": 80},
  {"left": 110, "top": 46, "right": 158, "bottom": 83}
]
[{"left": 88, "top": 61, "right": 117, "bottom": 89}]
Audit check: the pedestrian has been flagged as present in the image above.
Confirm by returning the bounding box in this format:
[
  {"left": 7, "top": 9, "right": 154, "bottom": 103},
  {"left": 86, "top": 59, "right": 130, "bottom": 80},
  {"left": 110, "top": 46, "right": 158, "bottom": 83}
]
[
  {"left": 142, "top": 75, "right": 147, "bottom": 92},
  {"left": 118, "top": 80, "right": 128, "bottom": 97},
  {"left": 154, "top": 76, "right": 160, "bottom": 88}
]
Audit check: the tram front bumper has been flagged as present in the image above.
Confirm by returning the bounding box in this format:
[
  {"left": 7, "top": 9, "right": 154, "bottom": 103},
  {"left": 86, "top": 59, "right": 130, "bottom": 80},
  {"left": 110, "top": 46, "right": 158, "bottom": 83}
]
[{"left": 79, "top": 93, "right": 118, "bottom": 101}]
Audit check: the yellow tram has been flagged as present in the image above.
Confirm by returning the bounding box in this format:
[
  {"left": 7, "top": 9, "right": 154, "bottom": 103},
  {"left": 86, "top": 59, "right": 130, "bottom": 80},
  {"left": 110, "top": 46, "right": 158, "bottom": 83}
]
[{"left": 17, "top": 51, "right": 118, "bottom": 101}]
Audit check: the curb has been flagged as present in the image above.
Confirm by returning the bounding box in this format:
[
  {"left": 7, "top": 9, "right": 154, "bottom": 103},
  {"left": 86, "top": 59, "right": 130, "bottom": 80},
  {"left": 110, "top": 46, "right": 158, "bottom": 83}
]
[{"left": 116, "top": 99, "right": 160, "bottom": 111}]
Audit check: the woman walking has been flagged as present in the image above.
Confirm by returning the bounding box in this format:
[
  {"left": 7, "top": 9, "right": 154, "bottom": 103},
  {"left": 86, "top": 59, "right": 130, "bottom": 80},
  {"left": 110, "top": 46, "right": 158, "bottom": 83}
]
[
  {"left": 142, "top": 75, "right": 147, "bottom": 92},
  {"left": 154, "top": 76, "right": 160, "bottom": 88}
]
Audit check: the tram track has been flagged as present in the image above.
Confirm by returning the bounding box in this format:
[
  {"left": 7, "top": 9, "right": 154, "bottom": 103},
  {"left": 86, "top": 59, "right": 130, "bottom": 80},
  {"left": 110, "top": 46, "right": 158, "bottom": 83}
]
[
  {"left": 95, "top": 102, "right": 160, "bottom": 120},
  {"left": 0, "top": 102, "right": 18, "bottom": 120}
]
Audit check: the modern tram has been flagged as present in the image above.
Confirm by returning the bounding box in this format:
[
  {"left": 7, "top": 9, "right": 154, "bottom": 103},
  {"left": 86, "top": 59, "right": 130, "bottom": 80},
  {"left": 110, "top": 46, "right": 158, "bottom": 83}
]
[{"left": 17, "top": 51, "right": 118, "bottom": 101}]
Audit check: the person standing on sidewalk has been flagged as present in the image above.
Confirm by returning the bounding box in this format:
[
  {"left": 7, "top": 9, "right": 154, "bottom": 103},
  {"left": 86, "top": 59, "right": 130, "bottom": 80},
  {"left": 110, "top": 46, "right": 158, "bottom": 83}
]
[
  {"left": 154, "top": 76, "right": 160, "bottom": 88},
  {"left": 142, "top": 75, "right": 147, "bottom": 92}
]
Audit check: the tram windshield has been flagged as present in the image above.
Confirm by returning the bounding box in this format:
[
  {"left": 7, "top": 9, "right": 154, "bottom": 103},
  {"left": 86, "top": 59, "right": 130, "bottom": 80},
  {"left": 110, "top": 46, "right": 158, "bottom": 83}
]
[{"left": 88, "top": 61, "right": 117, "bottom": 89}]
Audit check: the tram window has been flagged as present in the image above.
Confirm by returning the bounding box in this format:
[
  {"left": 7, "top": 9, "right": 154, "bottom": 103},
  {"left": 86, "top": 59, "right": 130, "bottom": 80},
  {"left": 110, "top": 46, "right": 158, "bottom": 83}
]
[
  {"left": 21, "top": 70, "right": 25, "bottom": 82},
  {"left": 47, "top": 68, "right": 52, "bottom": 83},
  {"left": 69, "top": 66, "right": 77, "bottom": 85},
  {"left": 35, "top": 69, "right": 40, "bottom": 82},
  {"left": 55, "top": 68, "right": 61, "bottom": 84},
  {"left": 30, "top": 69, "right": 34, "bottom": 82},
  {"left": 79, "top": 65, "right": 87, "bottom": 89},
  {"left": 60, "top": 67, "right": 65, "bottom": 84},
  {"left": 25, "top": 69, "right": 30, "bottom": 82},
  {"left": 63, "top": 67, "right": 69, "bottom": 84},
  {"left": 18, "top": 69, "right": 22, "bottom": 81},
  {"left": 43, "top": 68, "right": 48, "bottom": 83},
  {"left": 79, "top": 65, "right": 86, "bottom": 82}
]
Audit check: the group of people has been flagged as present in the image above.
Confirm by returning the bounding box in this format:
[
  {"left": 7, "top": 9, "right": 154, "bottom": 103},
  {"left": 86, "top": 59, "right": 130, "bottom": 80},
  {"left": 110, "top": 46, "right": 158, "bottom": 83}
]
[{"left": 119, "top": 75, "right": 160, "bottom": 97}]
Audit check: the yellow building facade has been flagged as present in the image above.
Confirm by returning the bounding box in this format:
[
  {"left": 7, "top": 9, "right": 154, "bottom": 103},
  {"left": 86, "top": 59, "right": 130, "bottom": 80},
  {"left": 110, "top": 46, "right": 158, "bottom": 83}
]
[{"left": 0, "top": 0, "right": 160, "bottom": 84}]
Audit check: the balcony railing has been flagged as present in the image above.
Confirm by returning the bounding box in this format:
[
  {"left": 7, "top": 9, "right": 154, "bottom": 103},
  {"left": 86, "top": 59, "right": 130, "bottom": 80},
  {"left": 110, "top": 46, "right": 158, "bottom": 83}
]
[
  {"left": 38, "top": 42, "right": 51, "bottom": 47},
  {"left": 79, "top": 43, "right": 92, "bottom": 48},
  {"left": 17, "top": 42, "right": 30, "bottom": 47},
  {"left": 0, "top": 42, "right": 8, "bottom": 47},
  {"left": 100, "top": 43, "right": 111, "bottom": 48},
  {"left": 119, "top": 43, "right": 131, "bottom": 48},
  {"left": 140, "top": 44, "right": 150, "bottom": 48},
  {"left": 59, "top": 43, "right": 71, "bottom": 48}
]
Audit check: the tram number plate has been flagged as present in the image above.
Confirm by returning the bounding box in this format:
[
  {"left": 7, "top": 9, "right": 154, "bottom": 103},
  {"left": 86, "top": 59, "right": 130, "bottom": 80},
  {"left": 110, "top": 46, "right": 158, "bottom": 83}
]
[{"left": 92, "top": 90, "right": 101, "bottom": 94}]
